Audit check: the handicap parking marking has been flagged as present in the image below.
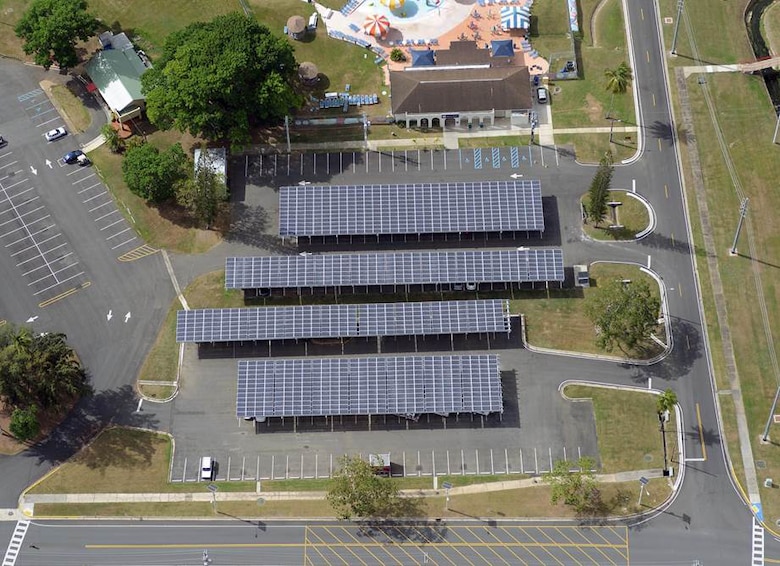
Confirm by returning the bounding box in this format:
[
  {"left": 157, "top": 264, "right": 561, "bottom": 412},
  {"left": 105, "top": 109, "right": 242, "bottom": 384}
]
[
  {"left": 17, "top": 88, "right": 43, "bottom": 102},
  {"left": 510, "top": 146, "right": 520, "bottom": 168},
  {"left": 492, "top": 147, "right": 501, "bottom": 168},
  {"left": 473, "top": 148, "right": 482, "bottom": 169}
]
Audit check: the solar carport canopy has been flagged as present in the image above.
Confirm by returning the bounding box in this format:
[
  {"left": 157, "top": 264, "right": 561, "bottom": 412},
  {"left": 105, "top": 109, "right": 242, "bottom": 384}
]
[
  {"left": 225, "top": 248, "right": 564, "bottom": 290},
  {"left": 177, "top": 299, "right": 510, "bottom": 343},
  {"left": 236, "top": 355, "right": 503, "bottom": 419},
  {"left": 278, "top": 180, "right": 544, "bottom": 236}
]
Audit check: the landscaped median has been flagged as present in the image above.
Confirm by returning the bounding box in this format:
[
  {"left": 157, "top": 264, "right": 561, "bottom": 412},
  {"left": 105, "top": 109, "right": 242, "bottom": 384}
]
[{"left": 582, "top": 189, "right": 652, "bottom": 241}]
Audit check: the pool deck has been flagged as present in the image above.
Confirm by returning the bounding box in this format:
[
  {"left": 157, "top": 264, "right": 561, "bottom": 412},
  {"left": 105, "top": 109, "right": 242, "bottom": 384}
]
[{"left": 316, "top": 0, "right": 548, "bottom": 83}]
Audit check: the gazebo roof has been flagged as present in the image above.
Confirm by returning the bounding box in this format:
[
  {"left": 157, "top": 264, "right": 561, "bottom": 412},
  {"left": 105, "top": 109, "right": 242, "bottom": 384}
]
[
  {"left": 299, "top": 61, "right": 319, "bottom": 80},
  {"left": 287, "top": 16, "right": 306, "bottom": 34}
]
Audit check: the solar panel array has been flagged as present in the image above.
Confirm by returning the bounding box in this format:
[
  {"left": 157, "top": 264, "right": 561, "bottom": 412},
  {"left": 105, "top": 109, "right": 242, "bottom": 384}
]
[
  {"left": 236, "top": 355, "right": 502, "bottom": 419},
  {"left": 225, "top": 248, "right": 564, "bottom": 290},
  {"left": 177, "top": 300, "right": 509, "bottom": 343},
  {"left": 278, "top": 181, "right": 544, "bottom": 237}
]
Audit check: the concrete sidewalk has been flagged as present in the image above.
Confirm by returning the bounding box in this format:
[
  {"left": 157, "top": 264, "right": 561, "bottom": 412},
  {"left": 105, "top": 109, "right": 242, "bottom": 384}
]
[{"left": 21, "top": 469, "right": 665, "bottom": 507}]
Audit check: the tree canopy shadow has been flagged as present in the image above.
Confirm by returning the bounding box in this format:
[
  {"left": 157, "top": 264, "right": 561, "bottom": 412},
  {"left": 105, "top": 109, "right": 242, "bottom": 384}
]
[
  {"left": 356, "top": 518, "right": 448, "bottom": 544},
  {"left": 625, "top": 317, "right": 703, "bottom": 383},
  {"left": 26, "top": 384, "right": 159, "bottom": 467}
]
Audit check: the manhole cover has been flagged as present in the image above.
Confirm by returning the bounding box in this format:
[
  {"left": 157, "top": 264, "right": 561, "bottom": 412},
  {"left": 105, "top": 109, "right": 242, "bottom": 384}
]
[
  {"left": 643, "top": 454, "right": 654, "bottom": 462},
  {"left": 257, "top": 498, "right": 265, "bottom": 506},
  {"left": 757, "top": 460, "right": 767, "bottom": 469}
]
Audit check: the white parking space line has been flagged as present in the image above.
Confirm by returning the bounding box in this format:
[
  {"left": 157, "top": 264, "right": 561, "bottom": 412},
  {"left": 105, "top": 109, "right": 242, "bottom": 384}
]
[
  {"left": 1, "top": 178, "right": 30, "bottom": 191},
  {"left": 10, "top": 232, "right": 61, "bottom": 256},
  {"left": 94, "top": 209, "right": 118, "bottom": 222},
  {"left": 111, "top": 237, "right": 137, "bottom": 249},
  {"left": 0, "top": 150, "right": 13, "bottom": 160},
  {"left": 17, "top": 242, "right": 67, "bottom": 266},
  {"left": 88, "top": 201, "right": 112, "bottom": 212},
  {"left": 0, "top": 160, "right": 18, "bottom": 171},
  {"left": 0, "top": 215, "right": 51, "bottom": 238},
  {"left": 5, "top": 224, "right": 55, "bottom": 247},
  {"left": 29, "top": 261, "right": 81, "bottom": 285},
  {"left": 32, "top": 106, "right": 57, "bottom": 116},
  {"left": 99, "top": 218, "right": 124, "bottom": 231},
  {"left": 67, "top": 168, "right": 87, "bottom": 176},
  {"left": 72, "top": 173, "right": 96, "bottom": 184},
  {"left": 6, "top": 187, "right": 35, "bottom": 200},
  {"left": 106, "top": 227, "right": 131, "bottom": 239},
  {"left": 23, "top": 252, "right": 73, "bottom": 275},
  {"left": 32, "top": 270, "right": 85, "bottom": 295},
  {"left": 36, "top": 116, "right": 61, "bottom": 127},
  {"left": 77, "top": 182, "right": 102, "bottom": 194},
  {"left": 83, "top": 191, "right": 106, "bottom": 203}
]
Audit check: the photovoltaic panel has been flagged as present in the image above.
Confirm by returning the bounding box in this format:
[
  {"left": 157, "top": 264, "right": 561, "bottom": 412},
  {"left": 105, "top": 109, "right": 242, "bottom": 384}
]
[
  {"left": 177, "top": 300, "right": 510, "bottom": 343},
  {"left": 225, "top": 248, "right": 564, "bottom": 290},
  {"left": 236, "top": 355, "right": 502, "bottom": 419},
  {"left": 278, "top": 181, "right": 544, "bottom": 237}
]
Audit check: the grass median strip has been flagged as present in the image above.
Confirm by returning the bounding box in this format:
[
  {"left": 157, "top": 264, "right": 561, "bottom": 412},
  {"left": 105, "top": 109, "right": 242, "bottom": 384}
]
[{"left": 582, "top": 189, "right": 650, "bottom": 240}]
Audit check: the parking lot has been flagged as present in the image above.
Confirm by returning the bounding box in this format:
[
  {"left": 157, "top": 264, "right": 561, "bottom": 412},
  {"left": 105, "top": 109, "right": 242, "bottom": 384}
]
[
  {"left": 0, "top": 146, "right": 88, "bottom": 303},
  {"left": 247, "top": 145, "right": 567, "bottom": 183}
]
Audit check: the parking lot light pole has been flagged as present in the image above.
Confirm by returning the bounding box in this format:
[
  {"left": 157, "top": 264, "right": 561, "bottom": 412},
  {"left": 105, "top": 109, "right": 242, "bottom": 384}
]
[{"left": 659, "top": 412, "right": 669, "bottom": 474}]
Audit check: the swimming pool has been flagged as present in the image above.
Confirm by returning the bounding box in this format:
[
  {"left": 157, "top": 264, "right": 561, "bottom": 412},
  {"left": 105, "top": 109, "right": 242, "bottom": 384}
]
[{"left": 361, "top": 0, "right": 442, "bottom": 25}]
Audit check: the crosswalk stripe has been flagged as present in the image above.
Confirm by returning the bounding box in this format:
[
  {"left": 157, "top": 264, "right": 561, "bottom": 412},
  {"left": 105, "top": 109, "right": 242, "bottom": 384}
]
[
  {"left": 752, "top": 517, "right": 764, "bottom": 566},
  {"left": 2, "top": 521, "right": 31, "bottom": 566}
]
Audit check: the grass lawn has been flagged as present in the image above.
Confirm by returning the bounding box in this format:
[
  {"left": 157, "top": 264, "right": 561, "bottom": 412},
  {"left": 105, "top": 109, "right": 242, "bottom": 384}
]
[
  {"left": 33, "top": 478, "right": 672, "bottom": 518},
  {"left": 763, "top": 1, "right": 780, "bottom": 56},
  {"left": 679, "top": 70, "right": 780, "bottom": 525},
  {"left": 459, "top": 135, "right": 532, "bottom": 148},
  {"left": 248, "top": 0, "right": 385, "bottom": 115},
  {"left": 564, "top": 385, "right": 679, "bottom": 473},
  {"left": 582, "top": 189, "right": 650, "bottom": 240},
  {"left": 49, "top": 85, "right": 91, "bottom": 133},
  {"left": 537, "top": 0, "right": 634, "bottom": 129},
  {"left": 88, "top": 145, "right": 221, "bottom": 254},
  {"left": 27, "top": 427, "right": 255, "bottom": 494},
  {"left": 136, "top": 305, "right": 178, "bottom": 383},
  {"left": 555, "top": 133, "right": 637, "bottom": 163},
  {"left": 515, "top": 262, "right": 664, "bottom": 358}
]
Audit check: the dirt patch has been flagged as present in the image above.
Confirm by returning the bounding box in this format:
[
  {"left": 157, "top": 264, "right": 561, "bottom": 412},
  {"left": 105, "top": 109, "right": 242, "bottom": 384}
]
[{"left": 585, "top": 93, "right": 605, "bottom": 123}]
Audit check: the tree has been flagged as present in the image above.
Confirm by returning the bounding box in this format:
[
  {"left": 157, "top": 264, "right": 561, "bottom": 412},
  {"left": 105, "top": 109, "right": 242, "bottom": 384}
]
[
  {"left": 142, "top": 13, "right": 301, "bottom": 144},
  {"left": 176, "top": 147, "right": 228, "bottom": 229},
  {"left": 586, "top": 152, "right": 613, "bottom": 226},
  {"left": 585, "top": 279, "right": 661, "bottom": 352},
  {"left": 604, "top": 61, "right": 634, "bottom": 95},
  {"left": 121, "top": 142, "right": 188, "bottom": 202},
  {"left": 14, "top": 0, "right": 99, "bottom": 70},
  {"left": 390, "top": 48, "right": 407, "bottom": 62},
  {"left": 9, "top": 406, "right": 39, "bottom": 442},
  {"left": 0, "top": 326, "right": 88, "bottom": 411},
  {"left": 101, "top": 123, "right": 123, "bottom": 154},
  {"left": 327, "top": 455, "right": 400, "bottom": 520},
  {"left": 544, "top": 457, "right": 602, "bottom": 514}
]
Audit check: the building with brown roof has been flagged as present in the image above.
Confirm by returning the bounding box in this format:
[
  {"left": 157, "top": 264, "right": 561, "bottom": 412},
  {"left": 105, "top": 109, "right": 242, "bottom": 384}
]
[{"left": 390, "top": 65, "right": 532, "bottom": 128}]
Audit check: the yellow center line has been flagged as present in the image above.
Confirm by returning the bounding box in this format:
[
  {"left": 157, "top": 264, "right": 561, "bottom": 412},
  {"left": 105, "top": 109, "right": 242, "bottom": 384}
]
[
  {"left": 652, "top": 92, "right": 656, "bottom": 106},
  {"left": 307, "top": 528, "right": 347, "bottom": 566},
  {"left": 86, "top": 541, "right": 628, "bottom": 550},
  {"left": 303, "top": 525, "right": 310, "bottom": 566},
  {"left": 665, "top": 184, "right": 669, "bottom": 198},
  {"left": 696, "top": 403, "right": 708, "bottom": 460},
  {"left": 641, "top": 8, "right": 644, "bottom": 19},
  {"left": 553, "top": 527, "right": 608, "bottom": 566},
  {"left": 440, "top": 526, "right": 480, "bottom": 566},
  {"left": 520, "top": 527, "right": 567, "bottom": 566},
  {"left": 657, "top": 138, "right": 662, "bottom": 151},
  {"left": 533, "top": 526, "right": 581, "bottom": 566},
  {"left": 646, "top": 50, "right": 650, "bottom": 63},
  {"left": 466, "top": 526, "right": 513, "bottom": 566},
  {"left": 328, "top": 525, "right": 392, "bottom": 566},
  {"left": 321, "top": 526, "right": 368, "bottom": 566},
  {"left": 382, "top": 525, "right": 441, "bottom": 566}
]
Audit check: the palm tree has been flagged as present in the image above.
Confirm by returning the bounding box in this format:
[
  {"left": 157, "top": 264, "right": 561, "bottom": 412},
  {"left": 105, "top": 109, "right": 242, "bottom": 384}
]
[
  {"left": 657, "top": 388, "right": 677, "bottom": 474},
  {"left": 604, "top": 61, "right": 634, "bottom": 95}
]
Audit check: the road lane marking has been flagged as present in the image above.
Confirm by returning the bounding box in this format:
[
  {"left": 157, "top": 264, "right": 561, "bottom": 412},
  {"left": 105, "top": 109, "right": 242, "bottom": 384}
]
[
  {"left": 38, "top": 281, "right": 89, "bottom": 308},
  {"left": 652, "top": 92, "right": 656, "bottom": 106},
  {"left": 2, "top": 520, "right": 31, "bottom": 566},
  {"left": 696, "top": 403, "right": 708, "bottom": 461},
  {"left": 665, "top": 184, "right": 669, "bottom": 198},
  {"left": 657, "top": 138, "right": 662, "bottom": 151},
  {"left": 641, "top": 8, "right": 644, "bottom": 19},
  {"left": 646, "top": 50, "right": 650, "bottom": 63}
]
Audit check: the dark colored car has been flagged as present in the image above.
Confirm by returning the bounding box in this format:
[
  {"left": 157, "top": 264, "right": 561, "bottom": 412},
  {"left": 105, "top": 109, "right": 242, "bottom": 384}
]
[
  {"left": 63, "top": 150, "right": 85, "bottom": 164},
  {"left": 0, "top": 135, "right": 6, "bottom": 147}
]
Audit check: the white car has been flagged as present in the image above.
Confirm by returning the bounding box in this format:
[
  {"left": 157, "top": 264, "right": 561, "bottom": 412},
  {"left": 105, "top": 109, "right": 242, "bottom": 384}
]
[
  {"left": 200, "top": 456, "right": 214, "bottom": 480},
  {"left": 44, "top": 127, "right": 67, "bottom": 142}
]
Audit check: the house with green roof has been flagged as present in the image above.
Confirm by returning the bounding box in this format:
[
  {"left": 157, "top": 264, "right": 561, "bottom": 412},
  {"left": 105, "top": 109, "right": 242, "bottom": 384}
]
[{"left": 86, "top": 34, "right": 151, "bottom": 123}]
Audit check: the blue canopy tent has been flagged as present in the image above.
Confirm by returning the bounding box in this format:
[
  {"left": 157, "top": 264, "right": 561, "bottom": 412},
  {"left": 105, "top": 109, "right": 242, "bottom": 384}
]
[
  {"left": 491, "top": 39, "right": 514, "bottom": 58},
  {"left": 410, "top": 49, "right": 435, "bottom": 67},
  {"left": 500, "top": 6, "right": 531, "bottom": 30}
]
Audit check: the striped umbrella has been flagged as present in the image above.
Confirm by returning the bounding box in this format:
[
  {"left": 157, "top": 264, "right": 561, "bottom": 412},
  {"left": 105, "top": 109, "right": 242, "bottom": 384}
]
[
  {"left": 380, "top": 0, "right": 405, "bottom": 11},
  {"left": 363, "top": 14, "right": 390, "bottom": 37},
  {"left": 500, "top": 6, "right": 531, "bottom": 29}
]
